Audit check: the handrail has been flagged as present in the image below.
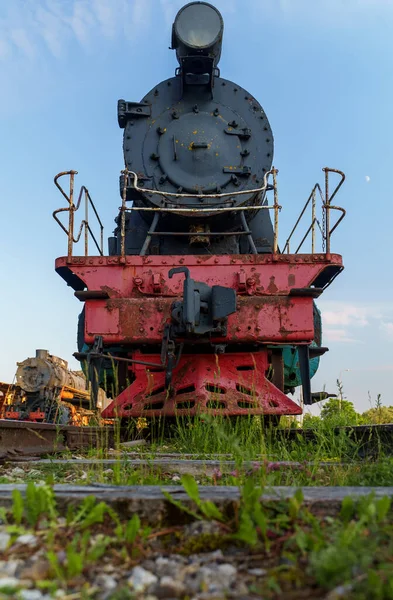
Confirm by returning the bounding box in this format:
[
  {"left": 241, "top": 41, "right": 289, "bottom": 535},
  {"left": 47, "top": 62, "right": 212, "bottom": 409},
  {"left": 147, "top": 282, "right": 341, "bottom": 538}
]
[
  {"left": 282, "top": 167, "right": 346, "bottom": 254},
  {"left": 53, "top": 166, "right": 345, "bottom": 259},
  {"left": 53, "top": 171, "right": 104, "bottom": 259},
  {"left": 119, "top": 168, "right": 281, "bottom": 257},
  {"left": 323, "top": 168, "right": 346, "bottom": 254}
]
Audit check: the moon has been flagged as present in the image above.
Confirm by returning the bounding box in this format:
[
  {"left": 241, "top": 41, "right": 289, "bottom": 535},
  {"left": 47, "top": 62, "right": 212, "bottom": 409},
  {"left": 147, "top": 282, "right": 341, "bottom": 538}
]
[{"left": 365, "top": 176, "right": 370, "bottom": 183}]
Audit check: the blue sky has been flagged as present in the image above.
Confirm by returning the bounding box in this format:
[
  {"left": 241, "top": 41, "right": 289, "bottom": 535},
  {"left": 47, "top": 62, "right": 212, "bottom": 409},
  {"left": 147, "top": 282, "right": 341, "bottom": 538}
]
[{"left": 0, "top": 0, "right": 392, "bottom": 413}]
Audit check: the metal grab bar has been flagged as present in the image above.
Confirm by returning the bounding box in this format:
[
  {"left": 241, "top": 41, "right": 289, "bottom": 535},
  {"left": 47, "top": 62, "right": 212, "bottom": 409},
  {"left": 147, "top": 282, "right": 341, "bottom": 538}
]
[
  {"left": 283, "top": 167, "right": 346, "bottom": 255},
  {"left": 53, "top": 171, "right": 104, "bottom": 259},
  {"left": 324, "top": 168, "right": 346, "bottom": 254},
  {"left": 120, "top": 168, "right": 281, "bottom": 257}
]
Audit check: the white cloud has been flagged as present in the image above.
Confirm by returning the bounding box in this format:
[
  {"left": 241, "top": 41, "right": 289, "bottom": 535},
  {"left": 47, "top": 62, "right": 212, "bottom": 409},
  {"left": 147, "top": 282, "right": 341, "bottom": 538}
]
[
  {"left": 9, "top": 27, "right": 36, "bottom": 59},
  {"left": 365, "top": 175, "right": 371, "bottom": 182},
  {"left": 380, "top": 321, "right": 393, "bottom": 340},
  {"left": 2, "top": 0, "right": 391, "bottom": 62},
  {"left": 323, "top": 328, "right": 360, "bottom": 343},
  {"left": 323, "top": 304, "right": 371, "bottom": 328},
  {"left": 0, "top": 0, "right": 158, "bottom": 61},
  {"left": 251, "top": 0, "right": 393, "bottom": 25},
  {"left": 320, "top": 301, "right": 393, "bottom": 344}
]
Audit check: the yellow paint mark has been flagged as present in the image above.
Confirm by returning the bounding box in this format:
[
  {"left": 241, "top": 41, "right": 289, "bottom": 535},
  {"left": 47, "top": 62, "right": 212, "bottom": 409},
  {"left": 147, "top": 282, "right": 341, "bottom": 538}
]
[
  {"left": 193, "top": 130, "right": 198, "bottom": 134},
  {"left": 215, "top": 152, "right": 219, "bottom": 156},
  {"left": 176, "top": 139, "right": 179, "bottom": 143}
]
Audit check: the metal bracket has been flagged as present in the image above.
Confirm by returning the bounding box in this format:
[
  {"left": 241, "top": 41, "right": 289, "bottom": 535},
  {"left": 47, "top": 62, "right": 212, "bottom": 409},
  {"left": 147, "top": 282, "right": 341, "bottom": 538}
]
[
  {"left": 86, "top": 336, "right": 104, "bottom": 410},
  {"left": 152, "top": 273, "right": 162, "bottom": 293},
  {"left": 118, "top": 100, "right": 151, "bottom": 128},
  {"left": 223, "top": 166, "right": 251, "bottom": 176},
  {"left": 298, "top": 345, "right": 312, "bottom": 405},
  {"left": 224, "top": 127, "right": 251, "bottom": 139},
  {"left": 168, "top": 266, "right": 236, "bottom": 336},
  {"left": 160, "top": 324, "right": 183, "bottom": 391}
]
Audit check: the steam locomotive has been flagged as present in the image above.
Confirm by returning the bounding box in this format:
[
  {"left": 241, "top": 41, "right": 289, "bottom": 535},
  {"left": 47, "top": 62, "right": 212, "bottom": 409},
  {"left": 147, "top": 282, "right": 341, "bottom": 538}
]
[
  {"left": 1, "top": 349, "right": 107, "bottom": 424},
  {"left": 54, "top": 2, "right": 345, "bottom": 422}
]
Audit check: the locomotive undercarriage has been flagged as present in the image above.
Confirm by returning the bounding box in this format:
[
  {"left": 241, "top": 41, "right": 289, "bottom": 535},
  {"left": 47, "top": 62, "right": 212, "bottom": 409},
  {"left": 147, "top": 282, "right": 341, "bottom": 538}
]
[{"left": 1, "top": 386, "right": 98, "bottom": 425}]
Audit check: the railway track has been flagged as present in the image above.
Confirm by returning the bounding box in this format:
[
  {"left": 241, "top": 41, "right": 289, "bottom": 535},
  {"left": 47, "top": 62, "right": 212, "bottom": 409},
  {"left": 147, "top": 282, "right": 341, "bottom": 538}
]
[
  {"left": 0, "top": 483, "right": 391, "bottom": 520},
  {"left": 0, "top": 420, "right": 121, "bottom": 459},
  {"left": 0, "top": 419, "right": 392, "bottom": 459}
]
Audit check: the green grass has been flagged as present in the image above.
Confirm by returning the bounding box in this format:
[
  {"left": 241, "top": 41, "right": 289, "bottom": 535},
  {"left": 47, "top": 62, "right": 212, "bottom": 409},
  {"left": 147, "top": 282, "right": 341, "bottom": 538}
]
[
  {"left": 0, "top": 480, "right": 393, "bottom": 599},
  {"left": 1, "top": 413, "right": 392, "bottom": 488}
]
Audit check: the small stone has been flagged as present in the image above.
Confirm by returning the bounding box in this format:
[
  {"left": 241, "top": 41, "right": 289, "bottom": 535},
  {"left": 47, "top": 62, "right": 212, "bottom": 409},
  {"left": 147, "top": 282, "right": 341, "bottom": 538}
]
[
  {"left": 19, "top": 590, "right": 43, "bottom": 600},
  {"left": 102, "top": 564, "right": 116, "bottom": 573},
  {"left": 218, "top": 563, "right": 237, "bottom": 579},
  {"left": 155, "top": 575, "right": 186, "bottom": 598},
  {"left": 0, "top": 577, "right": 19, "bottom": 590},
  {"left": 171, "top": 474, "right": 181, "bottom": 482},
  {"left": 19, "top": 559, "right": 50, "bottom": 581},
  {"left": 184, "top": 520, "right": 223, "bottom": 537},
  {"left": 154, "top": 556, "right": 186, "bottom": 578},
  {"left": 248, "top": 567, "right": 267, "bottom": 576},
  {"left": 0, "top": 560, "right": 21, "bottom": 577},
  {"left": 128, "top": 566, "right": 158, "bottom": 592},
  {"left": 16, "top": 534, "right": 38, "bottom": 547},
  {"left": 192, "top": 549, "right": 224, "bottom": 564},
  {"left": 54, "top": 591, "right": 66, "bottom": 598},
  {"left": 0, "top": 533, "right": 11, "bottom": 551},
  {"left": 194, "top": 563, "right": 237, "bottom": 594},
  {"left": 95, "top": 574, "right": 117, "bottom": 590},
  {"left": 10, "top": 467, "right": 25, "bottom": 477}
]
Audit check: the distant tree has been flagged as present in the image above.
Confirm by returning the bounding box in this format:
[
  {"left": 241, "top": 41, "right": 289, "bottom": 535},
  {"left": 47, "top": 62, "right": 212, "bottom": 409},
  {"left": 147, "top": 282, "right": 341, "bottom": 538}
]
[
  {"left": 361, "top": 406, "right": 393, "bottom": 425},
  {"left": 320, "top": 398, "right": 359, "bottom": 425}
]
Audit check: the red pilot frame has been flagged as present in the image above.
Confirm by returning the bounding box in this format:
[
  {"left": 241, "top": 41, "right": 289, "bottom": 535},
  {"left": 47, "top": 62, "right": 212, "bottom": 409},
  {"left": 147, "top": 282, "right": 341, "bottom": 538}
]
[{"left": 55, "top": 252, "right": 343, "bottom": 418}]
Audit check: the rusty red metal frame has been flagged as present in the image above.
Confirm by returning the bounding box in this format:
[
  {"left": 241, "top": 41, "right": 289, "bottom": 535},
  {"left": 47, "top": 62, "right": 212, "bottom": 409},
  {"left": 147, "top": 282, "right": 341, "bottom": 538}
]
[
  {"left": 101, "top": 351, "right": 303, "bottom": 418},
  {"left": 56, "top": 252, "right": 343, "bottom": 417}
]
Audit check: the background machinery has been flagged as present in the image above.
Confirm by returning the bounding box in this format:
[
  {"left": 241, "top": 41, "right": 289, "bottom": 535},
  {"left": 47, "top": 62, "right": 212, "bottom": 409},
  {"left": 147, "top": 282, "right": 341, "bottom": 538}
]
[{"left": 0, "top": 349, "right": 107, "bottom": 425}]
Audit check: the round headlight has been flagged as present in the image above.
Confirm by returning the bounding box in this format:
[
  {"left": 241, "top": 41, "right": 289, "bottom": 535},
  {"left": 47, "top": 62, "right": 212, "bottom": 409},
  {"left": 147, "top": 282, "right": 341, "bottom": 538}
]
[{"left": 174, "top": 2, "right": 223, "bottom": 49}]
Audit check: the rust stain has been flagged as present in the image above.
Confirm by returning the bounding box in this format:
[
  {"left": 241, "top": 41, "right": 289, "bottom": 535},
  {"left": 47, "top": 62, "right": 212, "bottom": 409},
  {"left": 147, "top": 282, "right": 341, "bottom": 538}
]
[
  {"left": 267, "top": 276, "right": 278, "bottom": 293},
  {"left": 288, "top": 274, "right": 296, "bottom": 286}
]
